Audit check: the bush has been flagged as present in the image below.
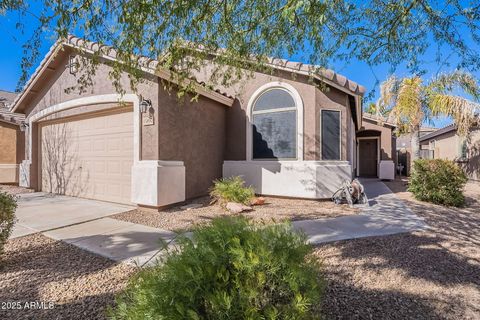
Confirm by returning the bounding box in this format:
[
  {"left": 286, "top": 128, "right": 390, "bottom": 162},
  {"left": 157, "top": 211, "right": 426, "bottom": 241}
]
[
  {"left": 109, "top": 216, "right": 324, "bottom": 320},
  {"left": 408, "top": 159, "right": 467, "bottom": 207},
  {"left": 0, "top": 191, "right": 17, "bottom": 258},
  {"left": 210, "top": 176, "right": 255, "bottom": 205}
]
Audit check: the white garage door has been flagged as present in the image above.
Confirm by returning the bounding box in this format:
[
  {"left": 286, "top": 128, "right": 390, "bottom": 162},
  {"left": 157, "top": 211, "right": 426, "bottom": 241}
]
[{"left": 40, "top": 109, "right": 133, "bottom": 204}]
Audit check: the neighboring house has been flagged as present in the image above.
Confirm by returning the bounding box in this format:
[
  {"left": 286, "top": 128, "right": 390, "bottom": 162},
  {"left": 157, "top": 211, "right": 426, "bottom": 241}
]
[
  {"left": 11, "top": 35, "right": 369, "bottom": 208},
  {"left": 357, "top": 113, "right": 396, "bottom": 180},
  {"left": 0, "top": 90, "right": 25, "bottom": 184},
  {"left": 396, "top": 126, "right": 437, "bottom": 175},
  {"left": 420, "top": 124, "right": 480, "bottom": 181}
]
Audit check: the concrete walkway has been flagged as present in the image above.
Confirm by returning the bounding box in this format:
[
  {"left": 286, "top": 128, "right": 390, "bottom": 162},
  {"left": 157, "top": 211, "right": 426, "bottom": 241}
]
[
  {"left": 12, "top": 179, "right": 427, "bottom": 267},
  {"left": 44, "top": 217, "right": 178, "bottom": 266},
  {"left": 11, "top": 193, "right": 135, "bottom": 238},
  {"left": 293, "top": 179, "right": 428, "bottom": 244}
]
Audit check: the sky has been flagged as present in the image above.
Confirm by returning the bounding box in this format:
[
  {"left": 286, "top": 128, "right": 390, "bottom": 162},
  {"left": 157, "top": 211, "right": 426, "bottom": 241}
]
[{"left": 1, "top": 4, "right": 478, "bottom": 129}]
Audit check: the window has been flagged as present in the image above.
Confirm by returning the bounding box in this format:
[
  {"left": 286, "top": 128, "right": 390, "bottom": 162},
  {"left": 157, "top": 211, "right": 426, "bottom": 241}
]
[
  {"left": 460, "top": 140, "right": 468, "bottom": 159},
  {"left": 251, "top": 88, "right": 297, "bottom": 159},
  {"left": 321, "top": 110, "right": 341, "bottom": 160}
]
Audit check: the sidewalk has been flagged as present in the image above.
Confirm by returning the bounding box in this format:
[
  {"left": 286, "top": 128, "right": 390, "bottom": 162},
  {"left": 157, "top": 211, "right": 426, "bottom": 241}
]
[
  {"left": 293, "top": 179, "right": 428, "bottom": 244},
  {"left": 31, "top": 179, "right": 427, "bottom": 266}
]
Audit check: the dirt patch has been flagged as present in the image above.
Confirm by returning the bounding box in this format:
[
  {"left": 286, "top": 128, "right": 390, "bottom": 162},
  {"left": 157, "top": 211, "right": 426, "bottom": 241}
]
[
  {"left": 315, "top": 179, "right": 480, "bottom": 319},
  {"left": 0, "top": 184, "right": 34, "bottom": 195},
  {"left": 0, "top": 233, "right": 137, "bottom": 320},
  {"left": 113, "top": 196, "right": 357, "bottom": 231}
]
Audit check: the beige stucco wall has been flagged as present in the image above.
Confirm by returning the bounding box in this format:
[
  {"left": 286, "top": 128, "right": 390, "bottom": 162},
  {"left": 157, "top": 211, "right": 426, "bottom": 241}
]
[
  {"left": 157, "top": 87, "right": 227, "bottom": 199},
  {"left": 0, "top": 121, "right": 24, "bottom": 183},
  {"left": 23, "top": 51, "right": 160, "bottom": 162},
  {"left": 20, "top": 49, "right": 229, "bottom": 199},
  {"left": 217, "top": 69, "right": 354, "bottom": 162},
  {"left": 358, "top": 119, "right": 394, "bottom": 161},
  {"left": 21, "top": 51, "right": 159, "bottom": 191},
  {"left": 20, "top": 47, "right": 360, "bottom": 201},
  {"left": 422, "top": 131, "right": 460, "bottom": 160},
  {"left": 421, "top": 128, "right": 480, "bottom": 181},
  {"left": 0, "top": 122, "right": 18, "bottom": 164}
]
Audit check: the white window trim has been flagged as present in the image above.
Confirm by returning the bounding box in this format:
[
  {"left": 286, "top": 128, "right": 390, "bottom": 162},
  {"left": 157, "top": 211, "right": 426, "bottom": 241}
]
[
  {"left": 320, "top": 109, "right": 343, "bottom": 161},
  {"left": 246, "top": 82, "right": 304, "bottom": 161}
]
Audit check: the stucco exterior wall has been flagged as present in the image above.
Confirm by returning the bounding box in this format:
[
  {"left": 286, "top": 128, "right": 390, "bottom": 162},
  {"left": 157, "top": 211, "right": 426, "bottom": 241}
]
[
  {"left": 0, "top": 122, "right": 18, "bottom": 164},
  {"left": 157, "top": 87, "right": 227, "bottom": 199},
  {"left": 422, "top": 128, "right": 480, "bottom": 181},
  {"left": 421, "top": 131, "right": 459, "bottom": 160},
  {"left": 359, "top": 119, "right": 394, "bottom": 160},
  {"left": 223, "top": 72, "right": 316, "bottom": 160},
  {"left": 219, "top": 70, "right": 352, "bottom": 161},
  {"left": 22, "top": 51, "right": 160, "bottom": 161},
  {"left": 0, "top": 121, "right": 23, "bottom": 183}
]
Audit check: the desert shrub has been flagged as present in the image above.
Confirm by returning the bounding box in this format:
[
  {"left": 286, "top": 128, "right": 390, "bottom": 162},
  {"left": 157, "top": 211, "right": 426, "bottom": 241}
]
[
  {"left": 109, "top": 216, "right": 324, "bottom": 320},
  {"left": 408, "top": 159, "right": 467, "bottom": 207},
  {"left": 0, "top": 191, "right": 17, "bottom": 258},
  {"left": 210, "top": 176, "right": 255, "bottom": 205}
]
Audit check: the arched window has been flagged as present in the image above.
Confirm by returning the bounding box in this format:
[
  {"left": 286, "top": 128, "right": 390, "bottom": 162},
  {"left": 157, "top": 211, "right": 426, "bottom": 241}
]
[{"left": 251, "top": 88, "right": 298, "bottom": 159}]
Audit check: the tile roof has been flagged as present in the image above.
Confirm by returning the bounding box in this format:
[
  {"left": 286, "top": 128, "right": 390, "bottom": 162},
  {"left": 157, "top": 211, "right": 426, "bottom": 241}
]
[
  {"left": 419, "top": 124, "right": 456, "bottom": 142},
  {"left": 11, "top": 35, "right": 235, "bottom": 112},
  {"left": 265, "top": 58, "right": 365, "bottom": 96},
  {"left": 0, "top": 90, "right": 24, "bottom": 125},
  {"left": 12, "top": 35, "right": 366, "bottom": 113},
  {"left": 362, "top": 112, "right": 396, "bottom": 127}
]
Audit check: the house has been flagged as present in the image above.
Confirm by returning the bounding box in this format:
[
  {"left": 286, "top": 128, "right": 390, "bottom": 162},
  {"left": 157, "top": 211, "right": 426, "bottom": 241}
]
[
  {"left": 0, "top": 90, "right": 25, "bottom": 184},
  {"left": 420, "top": 124, "right": 480, "bottom": 181},
  {"left": 356, "top": 113, "right": 396, "bottom": 180},
  {"left": 396, "top": 126, "right": 437, "bottom": 175},
  {"left": 11, "top": 35, "right": 372, "bottom": 208}
]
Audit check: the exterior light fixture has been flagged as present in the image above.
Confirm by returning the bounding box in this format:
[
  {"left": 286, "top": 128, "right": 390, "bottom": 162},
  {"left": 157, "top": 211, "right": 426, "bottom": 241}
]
[
  {"left": 139, "top": 98, "right": 152, "bottom": 113},
  {"left": 67, "top": 55, "right": 80, "bottom": 75},
  {"left": 19, "top": 121, "right": 29, "bottom": 132}
]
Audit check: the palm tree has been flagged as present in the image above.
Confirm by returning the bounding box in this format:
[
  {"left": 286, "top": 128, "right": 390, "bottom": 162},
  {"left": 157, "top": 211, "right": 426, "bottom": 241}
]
[{"left": 376, "top": 71, "right": 480, "bottom": 163}]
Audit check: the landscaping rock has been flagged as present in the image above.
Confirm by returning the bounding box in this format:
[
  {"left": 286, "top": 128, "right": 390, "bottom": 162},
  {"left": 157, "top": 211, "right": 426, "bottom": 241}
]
[
  {"left": 226, "top": 202, "right": 253, "bottom": 213},
  {"left": 252, "top": 197, "right": 266, "bottom": 206},
  {"left": 113, "top": 195, "right": 356, "bottom": 232}
]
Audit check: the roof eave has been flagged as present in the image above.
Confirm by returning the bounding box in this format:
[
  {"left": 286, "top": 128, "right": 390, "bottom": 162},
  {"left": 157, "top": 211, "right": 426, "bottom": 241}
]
[
  {"left": 12, "top": 39, "right": 234, "bottom": 113},
  {"left": 11, "top": 41, "right": 63, "bottom": 113}
]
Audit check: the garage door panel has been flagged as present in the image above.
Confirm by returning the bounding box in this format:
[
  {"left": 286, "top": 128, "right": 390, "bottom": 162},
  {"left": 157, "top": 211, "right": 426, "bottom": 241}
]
[{"left": 41, "top": 110, "right": 133, "bottom": 204}]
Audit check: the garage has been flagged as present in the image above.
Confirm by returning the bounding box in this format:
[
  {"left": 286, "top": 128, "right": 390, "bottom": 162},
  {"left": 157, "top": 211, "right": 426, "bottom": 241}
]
[{"left": 40, "top": 108, "right": 133, "bottom": 204}]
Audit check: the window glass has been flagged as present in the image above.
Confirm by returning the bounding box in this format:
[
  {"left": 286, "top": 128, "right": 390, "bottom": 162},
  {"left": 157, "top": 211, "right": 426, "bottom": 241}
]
[
  {"left": 321, "top": 110, "right": 341, "bottom": 160},
  {"left": 253, "top": 89, "right": 296, "bottom": 111},
  {"left": 252, "top": 88, "right": 297, "bottom": 159}
]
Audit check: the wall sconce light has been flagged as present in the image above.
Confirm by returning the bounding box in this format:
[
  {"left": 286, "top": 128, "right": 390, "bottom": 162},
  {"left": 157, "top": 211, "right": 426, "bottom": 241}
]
[
  {"left": 67, "top": 55, "right": 80, "bottom": 75},
  {"left": 20, "top": 121, "right": 29, "bottom": 132},
  {"left": 139, "top": 98, "right": 152, "bottom": 113}
]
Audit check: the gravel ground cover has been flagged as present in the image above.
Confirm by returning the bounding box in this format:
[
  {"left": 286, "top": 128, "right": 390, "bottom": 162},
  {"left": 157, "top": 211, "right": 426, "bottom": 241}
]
[
  {"left": 0, "top": 234, "right": 137, "bottom": 320},
  {"left": 113, "top": 196, "right": 357, "bottom": 231},
  {"left": 0, "top": 184, "right": 34, "bottom": 195},
  {"left": 316, "top": 179, "right": 480, "bottom": 319}
]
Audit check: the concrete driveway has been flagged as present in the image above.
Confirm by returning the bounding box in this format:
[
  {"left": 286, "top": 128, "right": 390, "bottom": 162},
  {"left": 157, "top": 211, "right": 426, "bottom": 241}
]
[{"left": 11, "top": 192, "right": 135, "bottom": 239}]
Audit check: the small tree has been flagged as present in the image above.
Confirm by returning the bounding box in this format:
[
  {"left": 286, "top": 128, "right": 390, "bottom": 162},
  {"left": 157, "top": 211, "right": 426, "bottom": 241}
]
[{"left": 377, "top": 71, "right": 480, "bottom": 165}]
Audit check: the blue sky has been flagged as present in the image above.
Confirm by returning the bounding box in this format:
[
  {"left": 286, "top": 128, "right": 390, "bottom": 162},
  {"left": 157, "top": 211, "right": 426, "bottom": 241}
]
[{"left": 1, "top": 5, "right": 478, "bottom": 129}]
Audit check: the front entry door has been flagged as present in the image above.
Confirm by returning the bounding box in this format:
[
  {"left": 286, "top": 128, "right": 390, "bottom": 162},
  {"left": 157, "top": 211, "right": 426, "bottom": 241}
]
[{"left": 359, "top": 139, "right": 378, "bottom": 177}]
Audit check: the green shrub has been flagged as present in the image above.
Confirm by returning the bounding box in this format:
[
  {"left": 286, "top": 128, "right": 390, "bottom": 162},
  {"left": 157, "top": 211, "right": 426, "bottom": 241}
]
[
  {"left": 109, "top": 216, "right": 324, "bottom": 320},
  {"left": 0, "top": 191, "right": 17, "bottom": 259},
  {"left": 210, "top": 176, "right": 255, "bottom": 205},
  {"left": 408, "top": 159, "right": 467, "bottom": 207}
]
